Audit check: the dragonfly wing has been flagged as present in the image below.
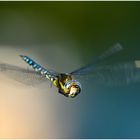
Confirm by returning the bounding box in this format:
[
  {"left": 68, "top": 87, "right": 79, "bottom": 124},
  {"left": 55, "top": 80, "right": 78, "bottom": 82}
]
[
  {"left": 74, "top": 60, "right": 140, "bottom": 86},
  {"left": 71, "top": 43, "right": 123, "bottom": 75},
  {"left": 0, "top": 63, "right": 48, "bottom": 86}
]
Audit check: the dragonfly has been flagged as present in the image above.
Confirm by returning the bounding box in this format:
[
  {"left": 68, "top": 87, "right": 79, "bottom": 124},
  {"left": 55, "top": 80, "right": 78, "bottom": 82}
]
[{"left": 0, "top": 43, "right": 140, "bottom": 98}]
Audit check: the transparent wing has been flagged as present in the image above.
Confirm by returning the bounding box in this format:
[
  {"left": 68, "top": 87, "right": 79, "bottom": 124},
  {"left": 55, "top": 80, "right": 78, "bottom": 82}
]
[
  {"left": 71, "top": 43, "right": 123, "bottom": 75},
  {"left": 74, "top": 60, "right": 140, "bottom": 86},
  {"left": 0, "top": 63, "right": 48, "bottom": 86}
]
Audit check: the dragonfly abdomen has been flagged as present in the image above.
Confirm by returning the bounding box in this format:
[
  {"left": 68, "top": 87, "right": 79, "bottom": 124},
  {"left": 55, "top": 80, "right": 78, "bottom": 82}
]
[{"left": 20, "top": 55, "right": 54, "bottom": 81}]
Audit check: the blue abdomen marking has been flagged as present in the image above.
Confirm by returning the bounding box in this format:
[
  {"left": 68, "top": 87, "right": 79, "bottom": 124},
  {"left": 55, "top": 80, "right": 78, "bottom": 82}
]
[
  {"left": 20, "top": 55, "right": 53, "bottom": 80},
  {"left": 20, "top": 55, "right": 38, "bottom": 68}
]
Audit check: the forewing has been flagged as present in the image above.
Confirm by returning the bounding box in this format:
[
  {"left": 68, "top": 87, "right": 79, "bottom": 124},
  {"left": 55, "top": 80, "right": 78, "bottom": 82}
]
[
  {"left": 71, "top": 43, "right": 123, "bottom": 75},
  {"left": 74, "top": 60, "right": 140, "bottom": 86},
  {"left": 0, "top": 63, "right": 47, "bottom": 86}
]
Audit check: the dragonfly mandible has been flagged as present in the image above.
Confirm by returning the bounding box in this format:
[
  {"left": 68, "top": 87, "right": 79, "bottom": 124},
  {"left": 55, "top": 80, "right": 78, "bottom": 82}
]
[{"left": 0, "top": 43, "right": 140, "bottom": 98}]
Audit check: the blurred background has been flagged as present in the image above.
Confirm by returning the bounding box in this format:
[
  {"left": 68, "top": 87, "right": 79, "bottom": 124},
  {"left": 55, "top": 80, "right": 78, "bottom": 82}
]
[{"left": 0, "top": 1, "right": 140, "bottom": 139}]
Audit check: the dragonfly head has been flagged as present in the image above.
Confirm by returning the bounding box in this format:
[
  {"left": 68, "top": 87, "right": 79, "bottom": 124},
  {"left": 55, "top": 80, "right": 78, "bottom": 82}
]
[
  {"left": 69, "top": 84, "right": 81, "bottom": 98},
  {"left": 64, "top": 80, "right": 81, "bottom": 98}
]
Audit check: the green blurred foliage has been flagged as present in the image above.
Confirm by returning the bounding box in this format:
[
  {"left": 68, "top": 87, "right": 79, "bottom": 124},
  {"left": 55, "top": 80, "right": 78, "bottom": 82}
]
[{"left": 0, "top": 2, "right": 140, "bottom": 65}]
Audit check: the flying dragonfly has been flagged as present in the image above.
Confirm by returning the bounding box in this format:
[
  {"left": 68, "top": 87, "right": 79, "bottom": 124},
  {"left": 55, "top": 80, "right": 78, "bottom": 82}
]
[{"left": 0, "top": 43, "right": 140, "bottom": 98}]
